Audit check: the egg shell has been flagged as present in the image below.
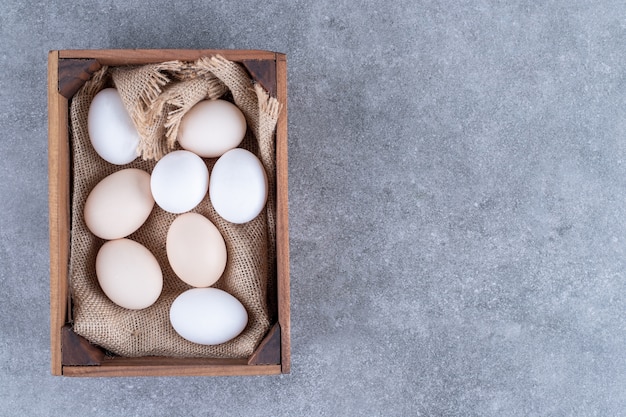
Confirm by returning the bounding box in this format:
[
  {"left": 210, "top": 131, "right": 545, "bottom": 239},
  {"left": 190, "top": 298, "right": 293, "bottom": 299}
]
[
  {"left": 166, "top": 213, "right": 227, "bottom": 288},
  {"left": 88, "top": 88, "right": 140, "bottom": 165},
  {"left": 209, "top": 148, "right": 268, "bottom": 224},
  {"left": 84, "top": 168, "right": 155, "bottom": 240},
  {"left": 150, "top": 150, "right": 209, "bottom": 214},
  {"left": 178, "top": 99, "right": 247, "bottom": 158},
  {"left": 169, "top": 288, "right": 248, "bottom": 345},
  {"left": 96, "top": 239, "right": 163, "bottom": 310}
]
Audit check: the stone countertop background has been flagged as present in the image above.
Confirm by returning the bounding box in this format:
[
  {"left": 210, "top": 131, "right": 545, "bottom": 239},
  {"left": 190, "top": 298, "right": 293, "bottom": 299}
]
[{"left": 1, "top": 1, "right": 625, "bottom": 415}]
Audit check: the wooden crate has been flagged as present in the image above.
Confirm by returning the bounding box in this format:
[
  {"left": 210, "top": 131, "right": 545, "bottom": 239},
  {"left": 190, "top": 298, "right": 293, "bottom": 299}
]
[{"left": 48, "top": 49, "right": 290, "bottom": 377}]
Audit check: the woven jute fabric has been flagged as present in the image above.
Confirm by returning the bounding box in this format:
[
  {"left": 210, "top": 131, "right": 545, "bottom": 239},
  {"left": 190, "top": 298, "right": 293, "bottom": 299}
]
[{"left": 68, "top": 56, "right": 280, "bottom": 358}]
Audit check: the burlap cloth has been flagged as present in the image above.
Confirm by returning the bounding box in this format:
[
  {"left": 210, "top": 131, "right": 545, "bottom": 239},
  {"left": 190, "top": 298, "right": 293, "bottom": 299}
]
[{"left": 68, "top": 56, "right": 280, "bottom": 358}]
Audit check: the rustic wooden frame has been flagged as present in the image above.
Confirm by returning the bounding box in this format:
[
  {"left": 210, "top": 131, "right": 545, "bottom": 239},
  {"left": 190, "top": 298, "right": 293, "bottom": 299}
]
[{"left": 48, "top": 49, "right": 290, "bottom": 377}]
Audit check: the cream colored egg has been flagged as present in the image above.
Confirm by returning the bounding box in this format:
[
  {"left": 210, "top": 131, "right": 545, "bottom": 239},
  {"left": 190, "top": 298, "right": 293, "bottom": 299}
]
[
  {"left": 84, "top": 168, "right": 155, "bottom": 240},
  {"left": 178, "top": 99, "right": 247, "bottom": 158},
  {"left": 166, "top": 213, "right": 227, "bottom": 287},
  {"left": 96, "top": 239, "right": 163, "bottom": 310},
  {"left": 169, "top": 288, "right": 248, "bottom": 345}
]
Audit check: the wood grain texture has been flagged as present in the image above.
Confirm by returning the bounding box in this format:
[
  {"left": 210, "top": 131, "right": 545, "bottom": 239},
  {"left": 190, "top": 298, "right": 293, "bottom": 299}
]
[
  {"left": 61, "top": 325, "right": 105, "bottom": 365},
  {"left": 242, "top": 60, "right": 277, "bottom": 97},
  {"left": 247, "top": 323, "right": 281, "bottom": 365},
  {"left": 275, "top": 53, "right": 291, "bottom": 374},
  {"left": 58, "top": 59, "right": 101, "bottom": 98},
  {"left": 63, "top": 357, "right": 281, "bottom": 377},
  {"left": 59, "top": 49, "right": 277, "bottom": 65},
  {"left": 48, "top": 50, "right": 71, "bottom": 376}
]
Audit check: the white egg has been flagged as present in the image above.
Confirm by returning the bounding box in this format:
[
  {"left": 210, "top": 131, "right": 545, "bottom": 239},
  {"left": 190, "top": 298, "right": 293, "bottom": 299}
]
[
  {"left": 96, "top": 239, "right": 163, "bottom": 310},
  {"left": 169, "top": 288, "right": 248, "bottom": 345},
  {"left": 88, "top": 88, "right": 140, "bottom": 165},
  {"left": 209, "top": 148, "right": 268, "bottom": 224},
  {"left": 178, "top": 99, "right": 247, "bottom": 158},
  {"left": 150, "top": 150, "right": 209, "bottom": 214}
]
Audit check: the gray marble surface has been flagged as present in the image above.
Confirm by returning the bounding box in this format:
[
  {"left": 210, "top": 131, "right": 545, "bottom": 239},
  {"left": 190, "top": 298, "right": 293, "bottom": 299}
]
[{"left": 2, "top": 1, "right": 625, "bottom": 415}]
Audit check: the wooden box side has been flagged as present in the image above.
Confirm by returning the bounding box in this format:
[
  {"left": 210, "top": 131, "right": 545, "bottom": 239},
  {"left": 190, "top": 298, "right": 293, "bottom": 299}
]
[
  {"left": 275, "top": 53, "right": 291, "bottom": 374},
  {"left": 48, "top": 50, "right": 70, "bottom": 376},
  {"left": 49, "top": 49, "right": 290, "bottom": 376},
  {"left": 63, "top": 357, "right": 281, "bottom": 377},
  {"left": 58, "top": 49, "right": 277, "bottom": 65}
]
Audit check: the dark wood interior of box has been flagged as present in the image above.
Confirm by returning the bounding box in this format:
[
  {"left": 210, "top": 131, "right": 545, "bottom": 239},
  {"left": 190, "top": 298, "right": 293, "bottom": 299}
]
[
  {"left": 58, "top": 58, "right": 277, "bottom": 99},
  {"left": 56, "top": 53, "right": 284, "bottom": 373}
]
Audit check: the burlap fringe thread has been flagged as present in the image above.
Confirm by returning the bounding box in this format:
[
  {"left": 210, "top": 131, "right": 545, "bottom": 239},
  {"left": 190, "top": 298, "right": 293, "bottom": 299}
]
[{"left": 68, "top": 55, "right": 281, "bottom": 358}]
